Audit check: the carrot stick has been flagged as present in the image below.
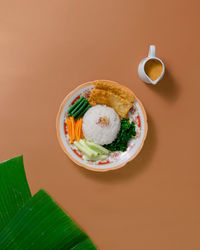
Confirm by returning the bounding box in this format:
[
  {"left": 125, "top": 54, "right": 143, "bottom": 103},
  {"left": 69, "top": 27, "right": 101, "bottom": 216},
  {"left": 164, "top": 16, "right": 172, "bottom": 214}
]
[
  {"left": 75, "top": 119, "right": 79, "bottom": 141},
  {"left": 81, "top": 128, "right": 84, "bottom": 139},
  {"left": 66, "top": 119, "right": 70, "bottom": 136},
  {"left": 70, "top": 117, "right": 75, "bottom": 142},
  {"left": 66, "top": 119, "right": 72, "bottom": 143},
  {"left": 79, "top": 118, "right": 83, "bottom": 140},
  {"left": 74, "top": 121, "right": 77, "bottom": 141},
  {"left": 76, "top": 119, "right": 80, "bottom": 141}
]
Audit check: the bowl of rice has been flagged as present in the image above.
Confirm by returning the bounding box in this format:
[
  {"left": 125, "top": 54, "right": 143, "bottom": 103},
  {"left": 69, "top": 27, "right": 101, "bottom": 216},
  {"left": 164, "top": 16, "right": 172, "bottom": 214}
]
[
  {"left": 56, "top": 80, "right": 148, "bottom": 172},
  {"left": 82, "top": 105, "right": 120, "bottom": 145}
]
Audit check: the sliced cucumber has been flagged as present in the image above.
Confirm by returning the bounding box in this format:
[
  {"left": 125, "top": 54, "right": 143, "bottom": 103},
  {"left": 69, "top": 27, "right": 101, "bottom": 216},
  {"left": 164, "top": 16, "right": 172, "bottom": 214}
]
[
  {"left": 85, "top": 140, "right": 109, "bottom": 155},
  {"left": 74, "top": 139, "right": 110, "bottom": 161},
  {"left": 74, "top": 141, "right": 93, "bottom": 158},
  {"left": 84, "top": 154, "right": 108, "bottom": 161},
  {"left": 78, "top": 140, "right": 98, "bottom": 157},
  {"left": 74, "top": 141, "right": 98, "bottom": 158}
]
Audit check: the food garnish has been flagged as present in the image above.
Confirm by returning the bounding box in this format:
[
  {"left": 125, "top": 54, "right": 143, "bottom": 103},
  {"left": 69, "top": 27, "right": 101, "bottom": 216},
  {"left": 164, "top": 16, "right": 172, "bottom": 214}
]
[
  {"left": 67, "top": 96, "right": 84, "bottom": 114},
  {"left": 74, "top": 139, "right": 109, "bottom": 161},
  {"left": 68, "top": 97, "right": 91, "bottom": 120},
  {"left": 66, "top": 117, "right": 83, "bottom": 143},
  {"left": 66, "top": 119, "right": 72, "bottom": 143},
  {"left": 104, "top": 118, "right": 136, "bottom": 152},
  {"left": 75, "top": 118, "right": 83, "bottom": 141},
  {"left": 77, "top": 105, "right": 91, "bottom": 119},
  {"left": 70, "top": 117, "right": 75, "bottom": 142},
  {"left": 96, "top": 116, "right": 110, "bottom": 127}
]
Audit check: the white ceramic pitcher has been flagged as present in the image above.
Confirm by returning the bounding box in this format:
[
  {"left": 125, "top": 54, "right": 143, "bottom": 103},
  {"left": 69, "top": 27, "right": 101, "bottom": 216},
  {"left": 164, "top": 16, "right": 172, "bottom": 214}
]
[{"left": 138, "top": 45, "right": 165, "bottom": 85}]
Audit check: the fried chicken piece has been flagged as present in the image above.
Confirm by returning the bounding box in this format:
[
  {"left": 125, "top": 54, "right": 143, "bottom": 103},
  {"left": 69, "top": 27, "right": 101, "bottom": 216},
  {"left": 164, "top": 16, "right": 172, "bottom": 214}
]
[
  {"left": 94, "top": 80, "right": 135, "bottom": 103},
  {"left": 89, "top": 89, "right": 132, "bottom": 118}
]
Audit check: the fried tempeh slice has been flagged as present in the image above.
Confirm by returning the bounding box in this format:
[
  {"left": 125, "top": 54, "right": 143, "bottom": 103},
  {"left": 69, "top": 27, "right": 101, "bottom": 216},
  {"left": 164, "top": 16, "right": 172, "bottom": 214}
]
[
  {"left": 89, "top": 89, "right": 132, "bottom": 118},
  {"left": 94, "top": 80, "right": 135, "bottom": 103}
]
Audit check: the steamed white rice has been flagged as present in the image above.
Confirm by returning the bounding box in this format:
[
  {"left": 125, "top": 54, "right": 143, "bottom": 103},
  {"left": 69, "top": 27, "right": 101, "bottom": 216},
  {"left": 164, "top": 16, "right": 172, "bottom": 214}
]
[{"left": 82, "top": 105, "right": 120, "bottom": 145}]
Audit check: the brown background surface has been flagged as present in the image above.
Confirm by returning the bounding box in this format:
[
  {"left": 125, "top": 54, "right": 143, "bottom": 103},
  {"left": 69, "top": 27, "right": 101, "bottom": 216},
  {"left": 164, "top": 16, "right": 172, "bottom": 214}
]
[{"left": 0, "top": 0, "right": 199, "bottom": 249}]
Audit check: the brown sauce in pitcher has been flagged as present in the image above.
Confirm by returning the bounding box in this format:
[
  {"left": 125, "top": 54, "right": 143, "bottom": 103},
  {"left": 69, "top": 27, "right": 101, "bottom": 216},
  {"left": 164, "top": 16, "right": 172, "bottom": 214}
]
[{"left": 144, "top": 59, "right": 163, "bottom": 81}]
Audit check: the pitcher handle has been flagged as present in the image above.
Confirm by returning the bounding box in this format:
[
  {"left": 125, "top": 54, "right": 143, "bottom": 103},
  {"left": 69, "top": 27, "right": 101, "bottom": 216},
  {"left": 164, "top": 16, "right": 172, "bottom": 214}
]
[{"left": 148, "top": 45, "right": 156, "bottom": 57}]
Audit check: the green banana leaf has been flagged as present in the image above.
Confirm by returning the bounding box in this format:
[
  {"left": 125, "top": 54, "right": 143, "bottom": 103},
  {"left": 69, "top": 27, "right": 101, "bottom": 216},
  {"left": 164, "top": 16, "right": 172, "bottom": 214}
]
[
  {"left": 0, "top": 155, "right": 31, "bottom": 232},
  {"left": 0, "top": 189, "right": 97, "bottom": 250},
  {"left": 71, "top": 238, "right": 97, "bottom": 250}
]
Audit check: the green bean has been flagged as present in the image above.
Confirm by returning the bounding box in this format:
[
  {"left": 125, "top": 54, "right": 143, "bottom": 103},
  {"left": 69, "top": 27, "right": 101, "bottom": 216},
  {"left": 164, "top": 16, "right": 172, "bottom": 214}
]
[
  {"left": 75, "top": 104, "right": 91, "bottom": 119},
  {"left": 70, "top": 98, "right": 87, "bottom": 116},
  {"left": 73, "top": 101, "right": 88, "bottom": 119},
  {"left": 67, "top": 96, "right": 84, "bottom": 115}
]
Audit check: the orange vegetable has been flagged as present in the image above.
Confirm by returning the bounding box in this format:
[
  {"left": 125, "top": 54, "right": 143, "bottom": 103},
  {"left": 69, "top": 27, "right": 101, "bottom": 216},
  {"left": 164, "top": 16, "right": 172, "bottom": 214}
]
[
  {"left": 78, "top": 119, "right": 81, "bottom": 141},
  {"left": 75, "top": 119, "right": 79, "bottom": 141},
  {"left": 66, "top": 119, "right": 72, "bottom": 143},
  {"left": 70, "top": 117, "right": 75, "bottom": 142},
  {"left": 67, "top": 117, "right": 83, "bottom": 143},
  {"left": 75, "top": 118, "right": 80, "bottom": 141},
  {"left": 79, "top": 118, "right": 83, "bottom": 139},
  {"left": 74, "top": 121, "right": 77, "bottom": 141}
]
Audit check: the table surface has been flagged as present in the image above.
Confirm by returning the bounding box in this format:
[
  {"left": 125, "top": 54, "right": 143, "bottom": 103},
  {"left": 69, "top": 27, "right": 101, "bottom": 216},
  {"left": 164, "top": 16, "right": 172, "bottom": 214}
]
[{"left": 0, "top": 1, "right": 199, "bottom": 249}]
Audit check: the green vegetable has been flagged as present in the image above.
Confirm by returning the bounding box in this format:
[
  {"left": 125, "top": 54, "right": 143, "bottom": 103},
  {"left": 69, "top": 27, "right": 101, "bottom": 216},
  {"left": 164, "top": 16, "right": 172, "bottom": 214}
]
[
  {"left": 75, "top": 104, "right": 91, "bottom": 119},
  {"left": 104, "top": 118, "right": 136, "bottom": 152},
  {"left": 79, "top": 140, "right": 99, "bottom": 157},
  {"left": 74, "top": 139, "right": 109, "bottom": 161},
  {"left": 68, "top": 97, "right": 91, "bottom": 119},
  {"left": 72, "top": 101, "right": 88, "bottom": 118},
  {"left": 71, "top": 238, "right": 97, "bottom": 250},
  {"left": 70, "top": 98, "right": 86, "bottom": 116},
  {"left": 0, "top": 189, "right": 97, "bottom": 250},
  {"left": 67, "top": 96, "right": 84, "bottom": 115},
  {"left": 85, "top": 140, "right": 109, "bottom": 155},
  {"left": 0, "top": 155, "right": 31, "bottom": 232},
  {"left": 84, "top": 154, "right": 107, "bottom": 161},
  {"left": 74, "top": 141, "right": 97, "bottom": 158},
  {"left": 0, "top": 156, "right": 96, "bottom": 249}
]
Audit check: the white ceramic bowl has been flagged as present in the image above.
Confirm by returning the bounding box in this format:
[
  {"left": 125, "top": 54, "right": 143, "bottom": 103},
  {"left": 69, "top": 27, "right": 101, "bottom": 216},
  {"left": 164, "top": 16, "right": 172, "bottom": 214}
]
[{"left": 56, "top": 81, "right": 148, "bottom": 172}]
